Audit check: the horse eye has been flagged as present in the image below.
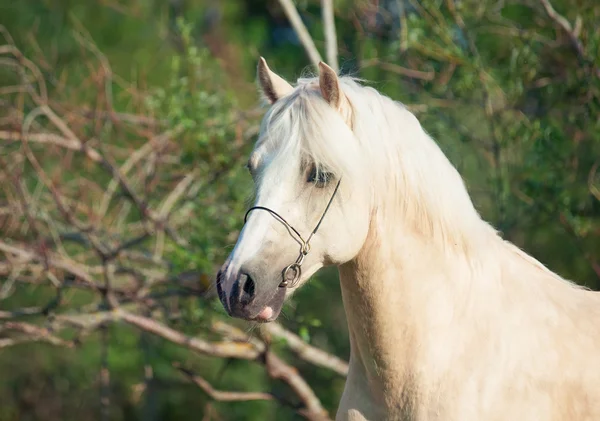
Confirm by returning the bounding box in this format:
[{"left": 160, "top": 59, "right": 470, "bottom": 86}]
[{"left": 307, "top": 166, "right": 333, "bottom": 188}]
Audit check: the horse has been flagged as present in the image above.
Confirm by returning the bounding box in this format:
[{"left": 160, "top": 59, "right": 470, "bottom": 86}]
[{"left": 216, "top": 57, "right": 600, "bottom": 421}]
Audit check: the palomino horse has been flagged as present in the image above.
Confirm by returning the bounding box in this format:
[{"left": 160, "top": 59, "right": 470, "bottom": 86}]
[{"left": 216, "top": 58, "right": 600, "bottom": 420}]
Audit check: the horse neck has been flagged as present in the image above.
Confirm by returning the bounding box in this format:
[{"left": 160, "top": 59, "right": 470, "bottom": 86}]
[{"left": 337, "top": 211, "right": 501, "bottom": 402}]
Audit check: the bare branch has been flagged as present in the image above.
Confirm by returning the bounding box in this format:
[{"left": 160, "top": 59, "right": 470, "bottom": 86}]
[
  {"left": 538, "top": 0, "right": 599, "bottom": 78},
  {"left": 277, "top": 0, "right": 323, "bottom": 68},
  {"left": 97, "top": 126, "right": 182, "bottom": 219},
  {"left": 0, "top": 240, "right": 99, "bottom": 288},
  {"left": 212, "top": 320, "right": 348, "bottom": 376},
  {"left": 0, "top": 307, "right": 44, "bottom": 319},
  {"left": 209, "top": 321, "right": 336, "bottom": 420},
  {"left": 396, "top": 0, "right": 409, "bottom": 52},
  {"left": 154, "top": 169, "right": 198, "bottom": 259},
  {"left": 263, "top": 352, "right": 331, "bottom": 420},
  {"left": 321, "top": 0, "right": 339, "bottom": 72},
  {"left": 0, "top": 42, "right": 48, "bottom": 102},
  {"left": 539, "top": 0, "right": 582, "bottom": 56},
  {"left": 0, "top": 321, "right": 72, "bottom": 348},
  {"left": 0, "top": 130, "right": 103, "bottom": 162},
  {"left": 117, "top": 312, "right": 330, "bottom": 418},
  {"left": 174, "top": 362, "right": 276, "bottom": 402},
  {"left": 263, "top": 322, "right": 349, "bottom": 376},
  {"left": 118, "top": 310, "right": 261, "bottom": 360}
]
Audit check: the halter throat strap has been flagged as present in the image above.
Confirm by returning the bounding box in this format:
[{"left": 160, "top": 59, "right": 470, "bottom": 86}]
[{"left": 243, "top": 179, "right": 341, "bottom": 288}]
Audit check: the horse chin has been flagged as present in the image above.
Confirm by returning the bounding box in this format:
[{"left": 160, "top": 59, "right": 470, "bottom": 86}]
[{"left": 247, "top": 286, "right": 287, "bottom": 323}]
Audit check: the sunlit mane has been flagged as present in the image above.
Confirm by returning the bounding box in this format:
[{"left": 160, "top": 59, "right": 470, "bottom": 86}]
[
  {"left": 257, "top": 74, "right": 495, "bottom": 253},
  {"left": 220, "top": 59, "right": 600, "bottom": 421}
]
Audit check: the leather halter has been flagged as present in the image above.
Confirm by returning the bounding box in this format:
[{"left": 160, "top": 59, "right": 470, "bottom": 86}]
[{"left": 243, "top": 179, "right": 341, "bottom": 288}]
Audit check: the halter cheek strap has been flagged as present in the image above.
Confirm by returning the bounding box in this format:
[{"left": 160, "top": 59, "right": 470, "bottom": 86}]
[{"left": 243, "top": 179, "right": 341, "bottom": 288}]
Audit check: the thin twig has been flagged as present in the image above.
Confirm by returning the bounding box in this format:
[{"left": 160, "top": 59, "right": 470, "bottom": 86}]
[
  {"left": 118, "top": 310, "right": 261, "bottom": 359},
  {"left": 538, "top": 0, "right": 599, "bottom": 78},
  {"left": 277, "top": 0, "right": 323, "bottom": 68},
  {"left": 174, "top": 362, "right": 275, "bottom": 402},
  {"left": 396, "top": 0, "right": 409, "bottom": 52},
  {"left": 212, "top": 320, "right": 348, "bottom": 376},
  {"left": 1, "top": 321, "right": 72, "bottom": 348},
  {"left": 117, "top": 312, "right": 330, "bottom": 419},
  {"left": 0, "top": 307, "right": 44, "bottom": 319},
  {"left": 262, "top": 322, "right": 349, "bottom": 376},
  {"left": 263, "top": 352, "right": 331, "bottom": 420},
  {"left": 154, "top": 169, "right": 197, "bottom": 259},
  {"left": 321, "top": 0, "right": 339, "bottom": 72},
  {"left": 0, "top": 240, "right": 99, "bottom": 288},
  {"left": 0, "top": 131, "right": 103, "bottom": 161},
  {"left": 539, "top": 0, "right": 581, "bottom": 56}
]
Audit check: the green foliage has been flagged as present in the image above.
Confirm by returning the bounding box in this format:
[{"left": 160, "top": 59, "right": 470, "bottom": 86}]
[{"left": 144, "top": 17, "right": 252, "bottom": 277}]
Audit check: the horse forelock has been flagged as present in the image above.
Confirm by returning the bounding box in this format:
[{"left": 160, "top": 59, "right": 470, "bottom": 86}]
[{"left": 256, "top": 74, "right": 496, "bottom": 255}]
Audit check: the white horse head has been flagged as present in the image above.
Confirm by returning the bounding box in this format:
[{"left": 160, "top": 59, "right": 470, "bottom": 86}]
[
  {"left": 217, "top": 58, "right": 372, "bottom": 322},
  {"left": 216, "top": 54, "right": 493, "bottom": 323}
]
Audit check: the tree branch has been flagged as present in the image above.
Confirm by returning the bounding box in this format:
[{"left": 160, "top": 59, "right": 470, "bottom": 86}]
[
  {"left": 277, "top": 0, "right": 323, "bottom": 68},
  {"left": 174, "top": 362, "right": 276, "bottom": 402},
  {"left": 0, "top": 130, "right": 103, "bottom": 162},
  {"left": 0, "top": 23, "right": 340, "bottom": 421},
  {"left": 263, "top": 351, "right": 331, "bottom": 420},
  {"left": 538, "top": 0, "right": 599, "bottom": 78},
  {"left": 211, "top": 320, "right": 348, "bottom": 376},
  {"left": 263, "top": 322, "right": 349, "bottom": 376},
  {"left": 0, "top": 321, "right": 72, "bottom": 348},
  {"left": 0, "top": 240, "right": 99, "bottom": 288},
  {"left": 116, "top": 311, "right": 331, "bottom": 419},
  {"left": 117, "top": 310, "right": 261, "bottom": 359},
  {"left": 321, "top": 0, "right": 339, "bottom": 72}
]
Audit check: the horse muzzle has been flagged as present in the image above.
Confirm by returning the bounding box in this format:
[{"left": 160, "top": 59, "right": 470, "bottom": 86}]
[{"left": 216, "top": 268, "right": 286, "bottom": 322}]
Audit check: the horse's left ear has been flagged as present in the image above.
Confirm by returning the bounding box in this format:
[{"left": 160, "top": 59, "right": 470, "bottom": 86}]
[
  {"left": 257, "top": 57, "right": 294, "bottom": 105},
  {"left": 318, "top": 62, "right": 343, "bottom": 108},
  {"left": 318, "top": 62, "right": 352, "bottom": 126}
]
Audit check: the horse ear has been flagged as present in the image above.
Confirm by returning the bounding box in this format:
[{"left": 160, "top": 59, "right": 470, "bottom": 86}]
[
  {"left": 257, "top": 57, "right": 293, "bottom": 104},
  {"left": 318, "top": 62, "right": 352, "bottom": 126},
  {"left": 318, "top": 61, "right": 344, "bottom": 109}
]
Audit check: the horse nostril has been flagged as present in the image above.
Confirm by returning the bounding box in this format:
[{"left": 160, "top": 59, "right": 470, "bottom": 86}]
[{"left": 240, "top": 273, "right": 256, "bottom": 303}]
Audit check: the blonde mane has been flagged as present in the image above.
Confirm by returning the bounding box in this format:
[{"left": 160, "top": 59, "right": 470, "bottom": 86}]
[
  {"left": 259, "top": 75, "right": 498, "bottom": 256},
  {"left": 221, "top": 61, "right": 600, "bottom": 420}
]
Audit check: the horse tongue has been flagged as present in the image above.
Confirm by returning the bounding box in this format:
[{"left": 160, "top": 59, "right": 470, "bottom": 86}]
[{"left": 257, "top": 306, "right": 273, "bottom": 321}]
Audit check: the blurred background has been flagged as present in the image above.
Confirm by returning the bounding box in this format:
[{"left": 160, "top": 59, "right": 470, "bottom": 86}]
[{"left": 0, "top": 0, "right": 598, "bottom": 420}]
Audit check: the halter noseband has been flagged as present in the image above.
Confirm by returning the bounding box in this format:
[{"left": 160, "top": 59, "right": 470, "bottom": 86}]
[{"left": 243, "top": 179, "right": 341, "bottom": 288}]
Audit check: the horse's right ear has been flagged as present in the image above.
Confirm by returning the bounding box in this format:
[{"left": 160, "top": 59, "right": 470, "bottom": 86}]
[
  {"left": 257, "top": 57, "right": 293, "bottom": 105},
  {"left": 318, "top": 61, "right": 353, "bottom": 127}
]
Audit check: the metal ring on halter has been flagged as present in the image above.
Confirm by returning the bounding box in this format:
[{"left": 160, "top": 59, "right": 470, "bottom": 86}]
[
  {"left": 243, "top": 179, "right": 341, "bottom": 288},
  {"left": 281, "top": 263, "right": 301, "bottom": 288},
  {"left": 280, "top": 250, "right": 306, "bottom": 287}
]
